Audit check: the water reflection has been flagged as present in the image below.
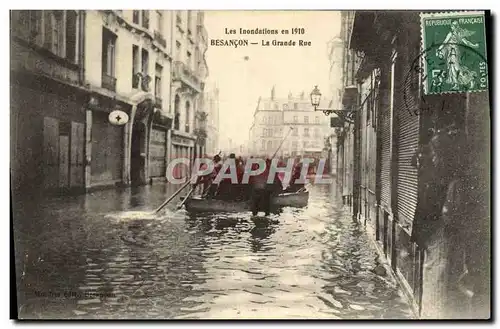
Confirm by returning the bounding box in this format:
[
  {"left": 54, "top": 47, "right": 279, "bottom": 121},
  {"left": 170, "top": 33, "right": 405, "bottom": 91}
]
[
  {"left": 249, "top": 217, "right": 278, "bottom": 253},
  {"left": 14, "top": 183, "right": 414, "bottom": 319}
]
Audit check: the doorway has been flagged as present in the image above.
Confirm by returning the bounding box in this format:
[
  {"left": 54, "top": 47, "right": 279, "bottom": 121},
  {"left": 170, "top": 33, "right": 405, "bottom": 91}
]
[{"left": 131, "top": 122, "right": 146, "bottom": 186}]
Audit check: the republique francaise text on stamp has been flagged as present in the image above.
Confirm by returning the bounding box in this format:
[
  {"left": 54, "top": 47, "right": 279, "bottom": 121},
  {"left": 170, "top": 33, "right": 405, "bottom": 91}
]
[{"left": 420, "top": 11, "right": 488, "bottom": 95}]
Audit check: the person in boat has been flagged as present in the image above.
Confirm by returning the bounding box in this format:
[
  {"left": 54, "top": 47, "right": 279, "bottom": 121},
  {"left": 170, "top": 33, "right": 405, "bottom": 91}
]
[
  {"left": 250, "top": 158, "right": 282, "bottom": 216},
  {"left": 217, "top": 153, "right": 238, "bottom": 200},
  {"left": 249, "top": 159, "right": 271, "bottom": 216},
  {"left": 204, "top": 154, "right": 222, "bottom": 198},
  {"left": 285, "top": 160, "right": 305, "bottom": 193},
  {"left": 195, "top": 157, "right": 211, "bottom": 194},
  {"left": 235, "top": 156, "right": 247, "bottom": 201}
]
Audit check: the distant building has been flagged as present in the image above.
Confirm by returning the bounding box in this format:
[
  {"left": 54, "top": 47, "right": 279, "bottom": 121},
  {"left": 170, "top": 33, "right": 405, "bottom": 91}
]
[
  {"left": 248, "top": 87, "right": 330, "bottom": 159},
  {"left": 203, "top": 85, "right": 220, "bottom": 156}
]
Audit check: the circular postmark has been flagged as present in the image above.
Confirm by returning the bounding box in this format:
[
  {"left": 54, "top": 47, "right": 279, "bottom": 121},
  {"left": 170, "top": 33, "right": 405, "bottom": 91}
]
[{"left": 403, "top": 42, "right": 488, "bottom": 116}]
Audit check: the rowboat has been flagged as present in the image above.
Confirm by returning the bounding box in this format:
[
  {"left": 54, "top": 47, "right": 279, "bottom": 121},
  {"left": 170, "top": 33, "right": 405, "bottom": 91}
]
[{"left": 182, "top": 190, "right": 309, "bottom": 213}]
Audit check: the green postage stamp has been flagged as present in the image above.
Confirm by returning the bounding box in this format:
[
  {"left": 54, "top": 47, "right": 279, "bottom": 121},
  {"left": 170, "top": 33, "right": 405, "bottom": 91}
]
[{"left": 420, "top": 11, "right": 488, "bottom": 95}]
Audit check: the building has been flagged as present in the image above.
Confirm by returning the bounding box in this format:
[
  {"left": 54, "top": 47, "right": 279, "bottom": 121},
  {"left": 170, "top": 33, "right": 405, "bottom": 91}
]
[
  {"left": 169, "top": 10, "right": 209, "bottom": 179},
  {"left": 11, "top": 10, "right": 209, "bottom": 194},
  {"left": 325, "top": 37, "right": 344, "bottom": 175},
  {"left": 11, "top": 10, "right": 90, "bottom": 195},
  {"left": 248, "top": 87, "right": 330, "bottom": 159},
  {"left": 337, "top": 10, "right": 490, "bottom": 318},
  {"left": 83, "top": 10, "right": 174, "bottom": 188},
  {"left": 203, "top": 85, "right": 220, "bottom": 156}
]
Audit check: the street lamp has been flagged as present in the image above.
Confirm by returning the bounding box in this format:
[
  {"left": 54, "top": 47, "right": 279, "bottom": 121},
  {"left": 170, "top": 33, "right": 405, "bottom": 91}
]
[{"left": 310, "top": 85, "right": 356, "bottom": 124}]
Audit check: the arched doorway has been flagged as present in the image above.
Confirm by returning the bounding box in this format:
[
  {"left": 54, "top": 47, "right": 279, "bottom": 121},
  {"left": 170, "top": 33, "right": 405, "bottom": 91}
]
[{"left": 130, "top": 99, "right": 153, "bottom": 186}]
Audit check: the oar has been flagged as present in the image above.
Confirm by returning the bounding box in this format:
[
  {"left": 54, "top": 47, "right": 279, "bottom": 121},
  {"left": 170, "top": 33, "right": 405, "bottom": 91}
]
[
  {"left": 177, "top": 184, "right": 197, "bottom": 210},
  {"left": 153, "top": 180, "right": 191, "bottom": 214},
  {"left": 271, "top": 127, "right": 294, "bottom": 159}
]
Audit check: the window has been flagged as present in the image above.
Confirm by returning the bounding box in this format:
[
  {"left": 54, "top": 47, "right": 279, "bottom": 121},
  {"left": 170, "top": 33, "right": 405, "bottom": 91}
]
[
  {"left": 293, "top": 116, "right": 298, "bottom": 123},
  {"left": 292, "top": 128, "right": 298, "bottom": 136},
  {"left": 141, "top": 10, "right": 150, "bottom": 29},
  {"left": 294, "top": 103, "right": 298, "bottom": 110},
  {"left": 24, "top": 11, "right": 43, "bottom": 43},
  {"left": 176, "top": 10, "right": 182, "bottom": 25},
  {"left": 101, "top": 28, "right": 117, "bottom": 91},
  {"left": 155, "top": 64, "right": 163, "bottom": 98},
  {"left": 133, "top": 10, "right": 140, "bottom": 24},
  {"left": 195, "top": 49, "right": 201, "bottom": 71},
  {"left": 156, "top": 10, "right": 163, "bottom": 33},
  {"left": 304, "top": 116, "right": 309, "bottom": 124},
  {"left": 132, "top": 45, "right": 139, "bottom": 88},
  {"left": 185, "top": 101, "right": 191, "bottom": 133},
  {"left": 44, "top": 11, "right": 64, "bottom": 57},
  {"left": 267, "top": 141, "right": 272, "bottom": 151},
  {"left": 292, "top": 141, "right": 298, "bottom": 150},
  {"left": 303, "top": 141, "right": 308, "bottom": 148},
  {"left": 65, "top": 11, "right": 77, "bottom": 63},
  {"left": 187, "top": 10, "right": 192, "bottom": 34},
  {"left": 174, "top": 95, "right": 180, "bottom": 130},
  {"left": 102, "top": 28, "right": 116, "bottom": 77},
  {"left": 261, "top": 140, "right": 266, "bottom": 150},
  {"left": 314, "top": 128, "right": 319, "bottom": 137},
  {"left": 315, "top": 116, "right": 320, "bottom": 124},
  {"left": 141, "top": 49, "right": 149, "bottom": 75},
  {"left": 176, "top": 41, "right": 181, "bottom": 60},
  {"left": 187, "top": 51, "right": 192, "bottom": 69},
  {"left": 141, "top": 49, "right": 149, "bottom": 91},
  {"left": 304, "top": 128, "right": 310, "bottom": 137}
]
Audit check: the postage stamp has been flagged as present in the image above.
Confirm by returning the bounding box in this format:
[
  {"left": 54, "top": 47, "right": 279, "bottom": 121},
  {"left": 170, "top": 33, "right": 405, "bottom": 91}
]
[{"left": 420, "top": 11, "right": 488, "bottom": 95}]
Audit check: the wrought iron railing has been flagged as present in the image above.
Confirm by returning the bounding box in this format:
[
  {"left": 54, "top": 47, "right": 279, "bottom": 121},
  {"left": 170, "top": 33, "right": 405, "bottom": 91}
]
[
  {"left": 172, "top": 61, "right": 202, "bottom": 92},
  {"left": 154, "top": 31, "right": 166, "bottom": 48},
  {"left": 102, "top": 72, "right": 116, "bottom": 91}
]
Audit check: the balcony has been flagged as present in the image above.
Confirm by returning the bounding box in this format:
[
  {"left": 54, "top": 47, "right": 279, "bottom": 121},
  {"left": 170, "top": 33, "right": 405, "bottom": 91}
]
[
  {"left": 154, "top": 31, "right": 166, "bottom": 48},
  {"left": 172, "top": 61, "right": 202, "bottom": 93},
  {"left": 142, "top": 17, "right": 150, "bottom": 30},
  {"left": 155, "top": 96, "right": 162, "bottom": 109},
  {"left": 132, "top": 73, "right": 140, "bottom": 89},
  {"left": 132, "top": 11, "right": 140, "bottom": 24},
  {"left": 197, "top": 25, "right": 208, "bottom": 43},
  {"left": 140, "top": 74, "right": 151, "bottom": 92},
  {"left": 102, "top": 72, "right": 116, "bottom": 92}
]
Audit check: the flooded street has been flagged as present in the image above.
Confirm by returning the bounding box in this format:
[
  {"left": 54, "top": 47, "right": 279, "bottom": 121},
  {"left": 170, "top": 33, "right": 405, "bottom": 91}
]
[{"left": 13, "top": 182, "right": 414, "bottom": 319}]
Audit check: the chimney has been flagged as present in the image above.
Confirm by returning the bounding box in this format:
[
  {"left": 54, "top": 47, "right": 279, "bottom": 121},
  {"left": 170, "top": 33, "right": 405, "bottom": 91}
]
[
  {"left": 288, "top": 91, "right": 293, "bottom": 100},
  {"left": 271, "top": 85, "right": 276, "bottom": 100},
  {"left": 300, "top": 91, "right": 305, "bottom": 100}
]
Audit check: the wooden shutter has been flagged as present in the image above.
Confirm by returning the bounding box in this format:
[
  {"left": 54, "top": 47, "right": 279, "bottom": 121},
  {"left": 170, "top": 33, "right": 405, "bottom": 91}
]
[
  {"left": 43, "top": 116, "right": 59, "bottom": 189},
  {"left": 395, "top": 31, "right": 420, "bottom": 224}
]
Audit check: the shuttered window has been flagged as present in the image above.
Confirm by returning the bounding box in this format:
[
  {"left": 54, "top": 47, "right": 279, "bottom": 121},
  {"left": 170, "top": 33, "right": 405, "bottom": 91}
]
[
  {"left": 380, "top": 53, "right": 396, "bottom": 210},
  {"left": 395, "top": 32, "right": 420, "bottom": 224}
]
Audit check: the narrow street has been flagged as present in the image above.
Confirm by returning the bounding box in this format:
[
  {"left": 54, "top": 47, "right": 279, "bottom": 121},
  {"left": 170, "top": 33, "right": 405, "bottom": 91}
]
[{"left": 14, "top": 182, "right": 414, "bottom": 319}]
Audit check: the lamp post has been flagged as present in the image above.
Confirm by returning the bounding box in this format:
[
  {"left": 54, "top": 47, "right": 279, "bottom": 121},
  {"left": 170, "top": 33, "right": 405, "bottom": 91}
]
[{"left": 310, "top": 85, "right": 356, "bottom": 124}]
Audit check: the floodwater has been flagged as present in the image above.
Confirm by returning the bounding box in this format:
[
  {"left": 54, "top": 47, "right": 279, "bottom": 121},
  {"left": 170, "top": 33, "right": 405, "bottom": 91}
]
[{"left": 13, "top": 181, "right": 414, "bottom": 319}]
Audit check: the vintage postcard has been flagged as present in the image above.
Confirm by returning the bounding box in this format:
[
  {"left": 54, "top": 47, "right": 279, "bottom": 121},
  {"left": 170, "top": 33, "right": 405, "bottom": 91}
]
[{"left": 10, "top": 10, "right": 491, "bottom": 320}]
